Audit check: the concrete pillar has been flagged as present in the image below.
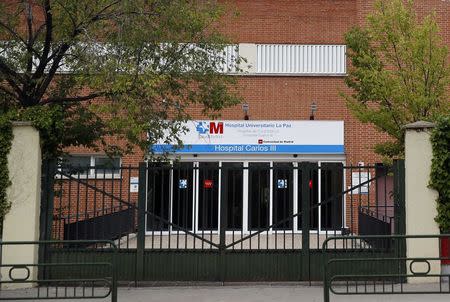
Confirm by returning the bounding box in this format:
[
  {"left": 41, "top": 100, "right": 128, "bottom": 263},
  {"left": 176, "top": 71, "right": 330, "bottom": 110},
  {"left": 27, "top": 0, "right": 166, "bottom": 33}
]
[
  {"left": 404, "top": 121, "right": 440, "bottom": 283},
  {"left": 238, "top": 43, "right": 257, "bottom": 73},
  {"left": 1, "top": 122, "right": 42, "bottom": 289}
]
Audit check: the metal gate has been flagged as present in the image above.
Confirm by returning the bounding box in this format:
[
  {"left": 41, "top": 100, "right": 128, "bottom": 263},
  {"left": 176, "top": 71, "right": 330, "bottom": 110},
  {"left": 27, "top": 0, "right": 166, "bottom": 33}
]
[{"left": 40, "top": 159, "right": 406, "bottom": 283}]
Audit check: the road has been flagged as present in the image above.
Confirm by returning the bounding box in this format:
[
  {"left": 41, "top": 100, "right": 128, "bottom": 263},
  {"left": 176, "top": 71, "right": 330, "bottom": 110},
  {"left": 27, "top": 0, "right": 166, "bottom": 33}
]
[{"left": 2, "top": 283, "right": 449, "bottom": 302}]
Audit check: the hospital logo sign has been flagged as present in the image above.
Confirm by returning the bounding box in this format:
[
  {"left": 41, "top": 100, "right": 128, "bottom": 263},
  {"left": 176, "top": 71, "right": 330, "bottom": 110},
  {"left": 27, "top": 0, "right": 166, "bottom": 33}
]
[{"left": 195, "top": 122, "right": 223, "bottom": 135}]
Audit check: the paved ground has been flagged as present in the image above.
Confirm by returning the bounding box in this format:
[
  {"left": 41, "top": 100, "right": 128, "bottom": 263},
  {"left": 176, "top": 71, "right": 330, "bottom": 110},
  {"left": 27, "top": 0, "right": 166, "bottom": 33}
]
[{"left": 2, "top": 284, "right": 450, "bottom": 302}]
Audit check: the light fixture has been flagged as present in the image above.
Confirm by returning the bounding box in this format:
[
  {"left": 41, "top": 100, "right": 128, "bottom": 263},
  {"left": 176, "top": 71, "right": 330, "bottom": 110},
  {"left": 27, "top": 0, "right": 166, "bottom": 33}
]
[
  {"left": 310, "top": 101, "right": 317, "bottom": 120},
  {"left": 242, "top": 103, "right": 249, "bottom": 120}
]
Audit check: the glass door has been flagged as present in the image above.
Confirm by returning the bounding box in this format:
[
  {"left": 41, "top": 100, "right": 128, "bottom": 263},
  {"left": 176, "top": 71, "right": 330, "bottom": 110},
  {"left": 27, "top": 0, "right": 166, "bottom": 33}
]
[
  {"left": 146, "top": 159, "right": 345, "bottom": 235},
  {"left": 146, "top": 163, "right": 171, "bottom": 232},
  {"left": 272, "top": 162, "right": 294, "bottom": 230},
  {"left": 197, "top": 162, "right": 219, "bottom": 231},
  {"left": 248, "top": 162, "right": 270, "bottom": 231},
  {"left": 320, "top": 162, "right": 344, "bottom": 230},
  {"left": 297, "top": 163, "right": 319, "bottom": 230},
  {"left": 172, "top": 162, "right": 194, "bottom": 231},
  {"left": 221, "top": 162, "right": 243, "bottom": 230}
]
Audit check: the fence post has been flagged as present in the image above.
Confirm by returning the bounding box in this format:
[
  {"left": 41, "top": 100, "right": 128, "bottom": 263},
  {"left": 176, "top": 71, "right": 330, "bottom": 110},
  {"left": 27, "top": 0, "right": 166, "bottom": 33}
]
[
  {"left": 219, "top": 166, "right": 228, "bottom": 282},
  {"left": 111, "top": 244, "right": 118, "bottom": 302},
  {"left": 393, "top": 159, "right": 405, "bottom": 236},
  {"left": 2, "top": 122, "right": 42, "bottom": 289},
  {"left": 404, "top": 121, "right": 440, "bottom": 283},
  {"left": 323, "top": 263, "right": 330, "bottom": 302},
  {"left": 40, "top": 159, "right": 57, "bottom": 241},
  {"left": 135, "top": 162, "right": 147, "bottom": 285},
  {"left": 38, "top": 159, "right": 56, "bottom": 280},
  {"left": 300, "top": 162, "right": 311, "bottom": 281},
  {"left": 393, "top": 159, "right": 406, "bottom": 282}
]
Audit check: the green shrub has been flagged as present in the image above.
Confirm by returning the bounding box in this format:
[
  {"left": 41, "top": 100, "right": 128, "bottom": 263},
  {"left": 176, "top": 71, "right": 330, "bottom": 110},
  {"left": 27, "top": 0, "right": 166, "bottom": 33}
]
[
  {"left": 0, "top": 115, "right": 13, "bottom": 223},
  {"left": 429, "top": 116, "right": 450, "bottom": 233}
]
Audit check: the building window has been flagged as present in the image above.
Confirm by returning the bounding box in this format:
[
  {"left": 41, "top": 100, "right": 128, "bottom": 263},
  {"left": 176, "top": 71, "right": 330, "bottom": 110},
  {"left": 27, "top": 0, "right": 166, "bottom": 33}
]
[
  {"left": 62, "top": 155, "right": 91, "bottom": 176},
  {"left": 60, "top": 155, "right": 121, "bottom": 178},
  {"left": 94, "top": 156, "right": 121, "bottom": 175}
]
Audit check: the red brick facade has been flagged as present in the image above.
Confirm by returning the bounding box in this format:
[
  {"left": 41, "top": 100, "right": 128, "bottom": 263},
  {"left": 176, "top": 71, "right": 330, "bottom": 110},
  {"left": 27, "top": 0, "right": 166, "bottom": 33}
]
[{"left": 66, "top": 0, "right": 450, "bottom": 165}]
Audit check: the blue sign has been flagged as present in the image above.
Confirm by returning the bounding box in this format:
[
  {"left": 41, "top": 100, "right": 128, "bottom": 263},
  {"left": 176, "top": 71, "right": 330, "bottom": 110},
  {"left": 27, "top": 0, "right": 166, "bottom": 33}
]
[
  {"left": 179, "top": 179, "right": 188, "bottom": 189},
  {"left": 152, "top": 144, "right": 344, "bottom": 154},
  {"left": 195, "top": 122, "right": 209, "bottom": 134},
  {"left": 151, "top": 120, "right": 345, "bottom": 154},
  {"left": 277, "top": 179, "right": 288, "bottom": 189}
]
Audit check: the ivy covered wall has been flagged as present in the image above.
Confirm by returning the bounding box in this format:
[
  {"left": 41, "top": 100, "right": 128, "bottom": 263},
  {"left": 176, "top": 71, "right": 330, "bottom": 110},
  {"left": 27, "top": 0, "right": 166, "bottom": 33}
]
[{"left": 430, "top": 116, "right": 450, "bottom": 233}]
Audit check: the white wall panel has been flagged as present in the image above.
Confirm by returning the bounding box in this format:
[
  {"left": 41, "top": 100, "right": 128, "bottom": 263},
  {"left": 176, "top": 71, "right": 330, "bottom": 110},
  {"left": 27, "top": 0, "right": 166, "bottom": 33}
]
[{"left": 256, "top": 44, "right": 346, "bottom": 75}]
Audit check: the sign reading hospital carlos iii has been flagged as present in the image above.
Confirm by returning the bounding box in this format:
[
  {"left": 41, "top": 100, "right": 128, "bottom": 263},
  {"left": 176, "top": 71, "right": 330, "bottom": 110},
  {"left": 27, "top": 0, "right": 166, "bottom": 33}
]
[{"left": 152, "top": 120, "right": 344, "bottom": 154}]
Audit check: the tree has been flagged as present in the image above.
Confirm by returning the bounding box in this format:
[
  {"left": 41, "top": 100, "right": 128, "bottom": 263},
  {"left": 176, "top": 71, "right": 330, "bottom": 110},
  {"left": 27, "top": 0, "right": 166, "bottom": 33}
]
[
  {"left": 0, "top": 0, "right": 241, "bottom": 158},
  {"left": 343, "top": 0, "right": 450, "bottom": 159}
]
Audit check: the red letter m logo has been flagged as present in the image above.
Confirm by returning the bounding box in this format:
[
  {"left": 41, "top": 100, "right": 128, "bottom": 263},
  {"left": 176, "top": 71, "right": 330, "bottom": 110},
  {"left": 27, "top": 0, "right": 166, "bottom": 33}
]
[{"left": 209, "top": 122, "right": 223, "bottom": 134}]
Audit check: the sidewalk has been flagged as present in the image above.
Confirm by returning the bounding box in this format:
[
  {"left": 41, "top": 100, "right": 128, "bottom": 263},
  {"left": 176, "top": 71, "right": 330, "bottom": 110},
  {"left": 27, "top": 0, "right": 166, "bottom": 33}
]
[{"left": 2, "top": 284, "right": 450, "bottom": 302}]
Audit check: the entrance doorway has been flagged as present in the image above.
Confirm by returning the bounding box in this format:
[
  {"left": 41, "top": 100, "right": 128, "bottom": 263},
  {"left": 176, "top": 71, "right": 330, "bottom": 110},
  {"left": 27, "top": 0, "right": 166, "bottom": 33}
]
[{"left": 146, "top": 160, "right": 345, "bottom": 234}]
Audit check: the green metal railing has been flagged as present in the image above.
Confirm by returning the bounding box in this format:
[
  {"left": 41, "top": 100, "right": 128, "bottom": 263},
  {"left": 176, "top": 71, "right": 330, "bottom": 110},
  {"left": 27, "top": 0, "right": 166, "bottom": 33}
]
[
  {"left": 323, "top": 234, "right": 450, "bottom": 302},
  {"left": 0, "top": 240, "right": 117, "bottom": 301}
]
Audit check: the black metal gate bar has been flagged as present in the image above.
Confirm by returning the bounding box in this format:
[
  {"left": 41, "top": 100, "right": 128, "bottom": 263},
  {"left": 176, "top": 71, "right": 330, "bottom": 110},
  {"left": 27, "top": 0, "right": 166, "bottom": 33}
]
[
  {"left": 38, "top": 159, "right": 57, "bottom": 282},
  {"left": 300, "top": 162, "right": 312, "bottom": 281},
  {"left": 393, "top": 160, "right": 406, "bottom": 236}
]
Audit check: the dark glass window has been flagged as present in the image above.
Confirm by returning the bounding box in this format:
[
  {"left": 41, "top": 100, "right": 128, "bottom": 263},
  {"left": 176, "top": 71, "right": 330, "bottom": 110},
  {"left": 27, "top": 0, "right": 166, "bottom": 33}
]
[
  {"left": 222, "top": 162, "right": 243, "bottom": 230},
  {"left": 61, "top": 155, "right": 121, "bottom": 176},
  {"left": 298, "top": 163, "right": 319, "bottom": 230},
  {"left": 248, "top": 162, "right": 270, "bottom": 230},
  {"left": 198, "top": 162, "right": 219, "bottom": 231},
  {"left": 320, "top": 163, "right": 343, "bottom": 230},
  {"left": 61, "top": 155, "right": 91, "bottom": 176},
  {"left": 273, "top": 162, "right": 294, "bottom": 230},
  {"left": 172, "top": 162, "right": 194, "bottom": 230},
  {"left": 147, "top": 163, "right": 171, "bottom": 231},
  {"left": 95, "top": 157, "right": 121, "bottom": 175}
]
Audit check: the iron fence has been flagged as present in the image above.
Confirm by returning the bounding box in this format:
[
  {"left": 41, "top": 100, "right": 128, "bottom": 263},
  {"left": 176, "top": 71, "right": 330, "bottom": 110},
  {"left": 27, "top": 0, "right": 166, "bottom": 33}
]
[
  {"left": 323, "top": 234, "right": 450, "bottom": 302},
  {"left": 0, "top": 240, "right": 117, "bottom": 301}
]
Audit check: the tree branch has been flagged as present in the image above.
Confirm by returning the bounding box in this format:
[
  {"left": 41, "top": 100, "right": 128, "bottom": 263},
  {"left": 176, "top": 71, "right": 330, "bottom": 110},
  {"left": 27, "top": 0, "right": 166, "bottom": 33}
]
[
  {"left": 25, "top": 0, "right": 34, "bottom": 75},
  {"left": 34, "top": 43, "right": 70, "bottom": 102},
  {"left": 0, "top": 84, "right": 18, "bottom": 99},
  {"left": 34, "top": 0, "right": 122, "bottom": 101},
  {"left": 53, "top": 0, "right": 77, "bottom": 28},
  {"left": 40, "top": 92, "right": 106, "bottom": 105},
  {"left": 381, "top": 95, "right": 402, "bottom": 134},
  {"left": 0, "top": 20, "right": 43, "bottom": 60},
  {"left": 32, "top": 0, "right": 53, "bottom": 81},
  {"left": 0, "top": 20, "right": 27, "bottom": 45},
  {"left": 0, "top": 57, "right": 26, "bottom": 86}
]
